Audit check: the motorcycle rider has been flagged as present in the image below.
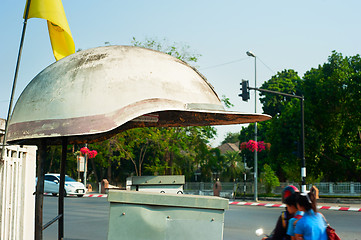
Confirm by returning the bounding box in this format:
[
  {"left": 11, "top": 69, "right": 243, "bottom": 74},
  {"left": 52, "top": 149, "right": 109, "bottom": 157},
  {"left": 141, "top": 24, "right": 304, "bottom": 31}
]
[{"left": 262, "top": 185, "right": 299, "bottom": 240}]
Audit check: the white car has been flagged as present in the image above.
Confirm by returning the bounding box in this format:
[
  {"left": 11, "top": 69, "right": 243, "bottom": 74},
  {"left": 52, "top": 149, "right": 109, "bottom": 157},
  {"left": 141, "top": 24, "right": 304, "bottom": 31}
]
[{"left": 44, "top": 173, "right": 87, "bottom": 197}]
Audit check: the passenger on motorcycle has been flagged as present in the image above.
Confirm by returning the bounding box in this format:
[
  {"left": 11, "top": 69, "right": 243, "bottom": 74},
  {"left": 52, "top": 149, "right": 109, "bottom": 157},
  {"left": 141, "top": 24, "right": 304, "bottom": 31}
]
[{"left": 261, "top": 185, "right": 299, "bottom": 240}]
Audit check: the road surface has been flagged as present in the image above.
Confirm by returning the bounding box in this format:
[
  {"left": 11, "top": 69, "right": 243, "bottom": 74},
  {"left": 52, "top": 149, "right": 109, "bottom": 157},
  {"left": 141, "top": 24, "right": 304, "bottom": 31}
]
[{"left": 42, "top": 196, "right": 361, "bottom": 240}]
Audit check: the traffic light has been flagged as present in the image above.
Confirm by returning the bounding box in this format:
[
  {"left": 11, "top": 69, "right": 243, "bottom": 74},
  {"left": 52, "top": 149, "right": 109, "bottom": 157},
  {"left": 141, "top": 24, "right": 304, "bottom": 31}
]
[{"left": 239, "top": 80, "right": 250, "bottom": 101}]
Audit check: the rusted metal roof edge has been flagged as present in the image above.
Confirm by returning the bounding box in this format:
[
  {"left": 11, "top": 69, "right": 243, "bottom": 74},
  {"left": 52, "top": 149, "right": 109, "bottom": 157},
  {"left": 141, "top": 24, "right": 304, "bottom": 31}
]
[{"left": 7, "top": 109, "right": 271, "bottom": 146}]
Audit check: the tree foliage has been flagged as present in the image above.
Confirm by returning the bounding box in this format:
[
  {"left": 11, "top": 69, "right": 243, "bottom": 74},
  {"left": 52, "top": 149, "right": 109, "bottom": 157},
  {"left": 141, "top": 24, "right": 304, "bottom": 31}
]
[
  {"left": 260, "top": 69, "right": 302, "bottom": 116},
  {"left": 240, "top": 51, "right": 361, "bottom": 182},
  {"left": 221, "top": 132, "right": 240, "bottom": 144},
  {"left": 260, "top": 164, "right": 280, "bottom": 194},
  {"left": 301, "top": 51, "right": 361, "bottom": 181},
  {"left": 131, "top": 37, "right": 201, "bottom": 65},
  {"left": 221, "top": 151, "right": 244, "bottom": 182}
]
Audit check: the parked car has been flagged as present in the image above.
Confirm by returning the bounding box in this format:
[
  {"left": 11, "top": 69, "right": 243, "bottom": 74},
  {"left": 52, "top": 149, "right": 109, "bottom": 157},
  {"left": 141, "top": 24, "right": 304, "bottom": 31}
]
[{"left": 43, "top": 173, "right": 87, "bottom": 197}]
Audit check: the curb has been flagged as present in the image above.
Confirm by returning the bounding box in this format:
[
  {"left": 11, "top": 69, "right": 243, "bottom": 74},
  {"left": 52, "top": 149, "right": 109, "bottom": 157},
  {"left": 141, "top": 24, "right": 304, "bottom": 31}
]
[
  {"left": 45, "top": 193, "right": 361, "bottom": 211},
  {"left": 83, "top": 194, "right": 107, "bottom": 198},
  {"left": 43, "top": 193, "right": 107, "bottom": 198},
  {"left": 229, "top": 201, "right": 361, "bottom": 212}
]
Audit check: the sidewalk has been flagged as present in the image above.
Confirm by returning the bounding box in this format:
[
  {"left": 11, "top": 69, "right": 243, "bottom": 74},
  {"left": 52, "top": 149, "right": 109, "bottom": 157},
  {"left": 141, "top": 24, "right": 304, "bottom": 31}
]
[
  {"left": 83, "top": 193, "right": 107, "bottom": 198},
  {"left": 82, "top": 192, "right": 361, "bottom": 211},
  {"left": 230, "top": 198, "right": 361, "bottom": 212}
]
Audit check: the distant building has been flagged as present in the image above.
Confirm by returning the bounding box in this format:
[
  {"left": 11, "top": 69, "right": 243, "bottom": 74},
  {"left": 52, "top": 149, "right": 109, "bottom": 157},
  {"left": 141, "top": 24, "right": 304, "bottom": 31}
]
[
  {"left": 217, "top": 142, "right": 240, "bottom": 155},
  {"left": 0, "top": 118, "right": 5, "bottom": 143}
]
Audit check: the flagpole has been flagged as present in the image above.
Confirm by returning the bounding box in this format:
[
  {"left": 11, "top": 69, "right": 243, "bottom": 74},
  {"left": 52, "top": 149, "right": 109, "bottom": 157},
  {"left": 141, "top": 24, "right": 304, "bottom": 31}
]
[{"left": 0, "top": 0, "right": 32, "bottom": 161}]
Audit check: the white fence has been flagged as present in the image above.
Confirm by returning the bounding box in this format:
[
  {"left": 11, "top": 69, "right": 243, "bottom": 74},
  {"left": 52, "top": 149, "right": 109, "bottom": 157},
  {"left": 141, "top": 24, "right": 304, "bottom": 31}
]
[
  {"left": 184, "top": 182, "right": 361, "bottom": 197},
  {"left": 0, "top": 145, "right": 37, "bottom": 240}
]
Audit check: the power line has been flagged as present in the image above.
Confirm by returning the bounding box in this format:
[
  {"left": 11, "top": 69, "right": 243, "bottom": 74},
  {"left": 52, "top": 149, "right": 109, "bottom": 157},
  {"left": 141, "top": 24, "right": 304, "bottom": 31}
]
[
  {"left": 257, "top": 57, "right": 276, "bottom": 75},
  {"left": 200, "top": 57, "right": 248, "bottom": 70},
  {"left": 199, "top": 56, "right": 276, "bottom": 77}
]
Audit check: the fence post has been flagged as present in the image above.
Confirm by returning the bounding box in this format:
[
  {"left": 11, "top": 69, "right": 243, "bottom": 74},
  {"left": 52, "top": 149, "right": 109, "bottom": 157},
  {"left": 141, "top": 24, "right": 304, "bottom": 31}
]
[
  {"left": 200, "top": 182, "right": 204, "bottom": 195},
  {"left": 350, "top": 182, "right": 355, "bottom": 194},
  {"left": 182, "top": 181, "right": 361, "bottom": 196},
  {"left": 233, "top": 183, "right": 237, "bottom": 199},
  {"left": 329, "top": 183, "right": 334, "bottom": 194},
  {"left": 21, "top": 146, "right": 36, "bottom": 239}
]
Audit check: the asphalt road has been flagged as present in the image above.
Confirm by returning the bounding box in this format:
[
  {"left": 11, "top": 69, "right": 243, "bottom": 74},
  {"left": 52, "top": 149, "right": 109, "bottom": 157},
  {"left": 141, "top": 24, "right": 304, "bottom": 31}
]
[
  {"left": 224, "top": 205, "right": 361, "bottom": 240},
  {"left": 43, "top": 197, "right": 108, "bottom": 240},
  {"left": 43, "top": 196, "right": 361, "bottom": 240}
]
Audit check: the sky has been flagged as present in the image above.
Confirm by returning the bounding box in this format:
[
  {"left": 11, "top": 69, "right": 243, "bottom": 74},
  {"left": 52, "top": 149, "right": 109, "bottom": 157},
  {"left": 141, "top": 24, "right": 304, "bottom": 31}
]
[{"left": 1, "top": 0, "right": 361, "bottom": 147}]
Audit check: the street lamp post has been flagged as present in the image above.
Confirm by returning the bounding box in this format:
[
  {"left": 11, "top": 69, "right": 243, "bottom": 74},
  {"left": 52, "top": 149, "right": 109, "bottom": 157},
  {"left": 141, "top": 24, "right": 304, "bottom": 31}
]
[
  {"left": 246, "top": 51, "right": 258, "bottom": 202},
  {"left": 239, "top": 54, "right": 307, "bottom": 193},
  {"left": 245, "top": 86, "right": 307, "bottom": 192}
]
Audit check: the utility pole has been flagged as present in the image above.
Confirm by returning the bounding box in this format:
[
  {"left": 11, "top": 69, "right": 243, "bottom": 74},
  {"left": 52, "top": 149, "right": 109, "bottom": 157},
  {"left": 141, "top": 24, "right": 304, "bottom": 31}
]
[
  {"left": 246, "top": 51, "right": 258, "bottom": 201},
  {"left": 239, "top": 82, "right": 307, "bottom": 192},
  {"left": 243, "top": 157, "right": 247, "bottom": 199},
  {"left": 84, "top": 143, "right": 88, "bottom": 187}
]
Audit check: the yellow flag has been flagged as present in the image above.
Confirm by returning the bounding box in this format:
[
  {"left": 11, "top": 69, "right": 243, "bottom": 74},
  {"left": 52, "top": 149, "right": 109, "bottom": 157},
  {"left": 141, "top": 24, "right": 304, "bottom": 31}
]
[{"left": 24, "top": 0, "right": 75, "bottom": 61}]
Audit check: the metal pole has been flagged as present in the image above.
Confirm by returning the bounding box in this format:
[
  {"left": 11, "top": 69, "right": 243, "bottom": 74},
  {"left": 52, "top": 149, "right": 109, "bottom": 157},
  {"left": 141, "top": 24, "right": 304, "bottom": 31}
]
[
  {"left": 58, "top": 137, "right": 67, "bottom": 240},
  {"left": 35, "top": 139, "right": 46, "bottom": 240},
  {"left": 300, "top": 97, "right": 306, "bottom": 192},
  {"left": 43, "top": 214, "right": 63, "bottom": 231},
  {"left": 248, "top": 87, "right": 307, "bottom": 192},
  {"left": 243, "top": 157, "right": 246, "bottom": 199},
  {"left": 254, "top": 56, "right": 258, "bottom": 202},
  {"left": 0, "top": 0, "right": 32, "bottom": 162},
  {"left": 84, "top": 144, "right": 87, "bottom": 188}
]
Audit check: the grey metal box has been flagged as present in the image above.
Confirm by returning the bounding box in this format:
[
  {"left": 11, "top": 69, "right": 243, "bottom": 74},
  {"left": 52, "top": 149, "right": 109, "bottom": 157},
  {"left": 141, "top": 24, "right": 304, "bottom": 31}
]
[
  {"left": 126, "top": 175, "right": 185, "bottom": 194},
  {"left": 107, "top": 190, "right": 228, "bottom": 240}
]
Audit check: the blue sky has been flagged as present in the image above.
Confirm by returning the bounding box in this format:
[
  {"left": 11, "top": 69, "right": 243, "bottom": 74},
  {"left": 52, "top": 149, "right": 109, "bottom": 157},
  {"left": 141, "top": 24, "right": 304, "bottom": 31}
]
[{"left": 1, "top": 1, "right": 361, "bottom": 146}]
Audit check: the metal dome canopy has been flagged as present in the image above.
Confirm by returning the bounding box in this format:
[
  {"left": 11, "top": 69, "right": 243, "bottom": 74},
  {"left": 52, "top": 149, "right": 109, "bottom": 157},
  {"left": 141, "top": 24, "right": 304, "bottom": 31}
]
[{"left": 7, "top": 45, "right": 271, "bottom": 145}]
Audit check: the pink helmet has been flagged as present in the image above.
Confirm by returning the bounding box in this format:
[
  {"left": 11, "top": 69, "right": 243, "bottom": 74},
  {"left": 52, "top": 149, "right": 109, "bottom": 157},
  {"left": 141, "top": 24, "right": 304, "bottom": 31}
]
[{"left": 282, "top": 185, "right": 299, "bottom": 203}]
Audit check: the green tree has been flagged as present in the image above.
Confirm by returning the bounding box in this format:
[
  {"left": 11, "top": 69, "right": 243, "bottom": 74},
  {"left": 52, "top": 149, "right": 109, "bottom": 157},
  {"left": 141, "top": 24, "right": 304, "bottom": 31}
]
[
  {"left": 44, "top": 145, "right": 80, "bottom": 180},
  {"left": 260, "top": 164, "right": 280, "bottom": 194},
  {"left": 221, "top": 95, "right": 234, "bottom": 109},
  {"left": 89, "top": 138, "right": 126, "bottom": 184},
  {"left": 255, "top": 69, "right": 303, "bottom": 181},
  {"left": 302, "top": 51, "right": 361, "bottom": 181},
  {"left": 253, "top": 52, "right": 361, "bottom": 182},
  {"left": 131, "top": 37, "right": 201, "bottom": 65},
  {"left": 222, "top": 151, "right": 243, "bottom": 182},
  {"left": 221, "top": 132, "right": 240, "bottom": 144},
  {"left": 260, "top": 69, "right": 302, "bottom": 116}
]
